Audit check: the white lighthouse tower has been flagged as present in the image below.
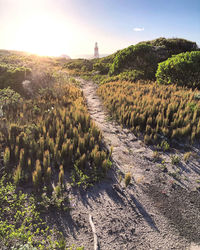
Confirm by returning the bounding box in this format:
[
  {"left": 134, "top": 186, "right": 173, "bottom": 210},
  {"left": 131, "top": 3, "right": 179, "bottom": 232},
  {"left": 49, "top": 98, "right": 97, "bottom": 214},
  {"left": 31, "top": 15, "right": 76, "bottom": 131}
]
[{"left": 94, "top": 42, "right": 99, "bottom": 58}]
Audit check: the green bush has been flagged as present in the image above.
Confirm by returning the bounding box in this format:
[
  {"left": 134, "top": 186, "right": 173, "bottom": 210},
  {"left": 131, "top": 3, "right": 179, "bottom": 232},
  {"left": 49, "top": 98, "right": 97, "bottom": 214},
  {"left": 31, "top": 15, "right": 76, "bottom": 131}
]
[
  {"left": 108, "top": 38, "right": 199, "bottom": 81},
  {"left": 0, "top": 87, "right": 22, "bottom": 109},
  {"left": 139, "top": 37, "right": 198, "bottom": 55},
  {"left": 109, "top": 44, "right": 157, "bottom": 78},
  {"left": 156, "top": 51, "right": 200, "bottom": 88},
  {"left": 101, "top": 70, "right": 145, "bottom": 84},
  {"left": 93, "top": 62, "right": 110, "bottom": 74},
  {"left": 64, "top": 59, "right": 93, "bottom": 71},
  {"left": 0, "top": 176, "right": 63, "bottom": 248},
  {"left": 0, "top": 64, "right": 31, "bottom": 95}
]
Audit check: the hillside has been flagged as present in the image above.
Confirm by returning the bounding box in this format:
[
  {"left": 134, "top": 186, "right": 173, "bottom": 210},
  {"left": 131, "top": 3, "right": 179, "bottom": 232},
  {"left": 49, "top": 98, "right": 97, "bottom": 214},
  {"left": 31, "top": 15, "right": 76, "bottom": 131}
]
[
  {"left": 63, "top": 37, "right": 200, "bottom": 87},
  {"left": 0, "top": 39, "right": 200, "bottom": 249}
]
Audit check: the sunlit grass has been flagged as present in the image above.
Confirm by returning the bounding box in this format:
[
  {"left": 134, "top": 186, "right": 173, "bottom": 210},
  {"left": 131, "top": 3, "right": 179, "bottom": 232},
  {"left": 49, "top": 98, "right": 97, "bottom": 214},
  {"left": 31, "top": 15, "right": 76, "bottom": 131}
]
[
  {"left": 98, "top": 81, "right": 200, "bottom": 144},
  {"left": 1, "top": 84, "right": 110, "bottom": 191}
]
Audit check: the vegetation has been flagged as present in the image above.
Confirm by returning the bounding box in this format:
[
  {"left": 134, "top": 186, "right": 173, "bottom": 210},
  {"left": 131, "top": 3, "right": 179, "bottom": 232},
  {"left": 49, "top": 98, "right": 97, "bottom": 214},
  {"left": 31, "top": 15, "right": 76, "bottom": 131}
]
[
  {"left": 0, "top": 50, "right": 112, "bottom": 248},
  {"left": 1, "top": 84, "right": 110, "bottom": 191},
  {"left": 108, "top": 38, "right": 199, "bottom": 80},
  {"left": 183, "top": 152, "right": 192, "bottom": 162},
  {"left": 61, "top": 37, "right": 200, "bottom": 88},
  {"left": 64, "top": 59, "right": 93, "bottom": 72},
  {"left": 0, "top": 50, "right": 70, "bottom": 97},
  {"left": 152, "top": 151, "right": 161, "bottom": 162},
  {"left": 0, "top": 175, "right": 80, "bottom": 249},
  {"left": 101, "top": 70, "right": 145, "bottom": 84},
  {"left": 98, "top": 81, "right": 200, "bottom": 144},
  {"left": 109, "top": 44, "right": 157, "bottom": 78},
  {"left": 170, "top": 155, "right": 181, "bottom": 165},
  {"left": 156, "top": 51, "right": 200, "bottom": 88},
  {"left": 124, "top": 172, "right": 131, "bottom": 187},
  {"left": 1, "top": 36, "right": 199, "bottom": 247},
  {"left": 138, "top": 37, "right": 198, "bottom": 54},
  {"left": 0, "top": 63, "right": 31, "bottom": 96},
  {"left": 64, "top": 38, "right": 199, "bottom": 86}
]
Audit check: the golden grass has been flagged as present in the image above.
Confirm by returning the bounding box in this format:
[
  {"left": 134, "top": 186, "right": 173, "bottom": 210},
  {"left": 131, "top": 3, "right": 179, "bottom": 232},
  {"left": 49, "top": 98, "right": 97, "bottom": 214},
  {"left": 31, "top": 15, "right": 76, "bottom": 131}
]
[
  {"left": 98, "top": 81, "right": 200, "bottom": 144},
  {"left": 1, "top": 84, "right": 109, "bottom": 189}
]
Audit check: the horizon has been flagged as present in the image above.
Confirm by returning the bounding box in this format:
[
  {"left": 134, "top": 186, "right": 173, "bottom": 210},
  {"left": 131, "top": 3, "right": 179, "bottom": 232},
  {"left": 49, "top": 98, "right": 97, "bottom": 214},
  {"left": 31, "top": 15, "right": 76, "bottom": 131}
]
[{"left": 0, "top": 0, "right": 199, "bottom": 58}]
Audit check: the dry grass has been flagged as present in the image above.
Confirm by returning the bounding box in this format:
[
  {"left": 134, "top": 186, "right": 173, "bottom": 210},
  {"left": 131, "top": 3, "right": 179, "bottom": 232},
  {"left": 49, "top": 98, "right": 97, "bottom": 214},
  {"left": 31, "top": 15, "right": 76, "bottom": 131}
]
[
  {"left": 1, "top": 84, "right": 109, "bottom": 189},
  {"left": 98, "top": 81, "right": 200, "bottom": 144}
]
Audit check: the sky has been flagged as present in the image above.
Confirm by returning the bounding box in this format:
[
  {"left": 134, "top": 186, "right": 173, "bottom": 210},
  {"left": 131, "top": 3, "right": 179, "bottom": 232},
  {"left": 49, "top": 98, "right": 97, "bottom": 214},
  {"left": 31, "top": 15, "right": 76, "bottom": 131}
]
[{"left": 0, "top": 0, "right": 199, "bottom": 58}]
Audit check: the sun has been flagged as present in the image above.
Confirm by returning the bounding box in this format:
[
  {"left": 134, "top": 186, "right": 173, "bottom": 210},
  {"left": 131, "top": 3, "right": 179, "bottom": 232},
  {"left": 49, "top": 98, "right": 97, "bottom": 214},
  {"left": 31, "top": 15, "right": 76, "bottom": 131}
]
[{"left": 13, "top": 13, "right": 71, "bottom": 57}]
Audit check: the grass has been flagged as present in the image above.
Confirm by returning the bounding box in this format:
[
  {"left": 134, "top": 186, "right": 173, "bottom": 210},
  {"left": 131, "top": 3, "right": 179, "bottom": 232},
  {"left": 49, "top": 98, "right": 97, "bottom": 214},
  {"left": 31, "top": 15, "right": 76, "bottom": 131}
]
[
  {"left": 1, "top": 84, "right": 110, "bottom": 191},
  {"left": 124, "top": 172, "right": 131, "bottom": 187},
  {"left": 183, "top": 152, "right": 192, "bottom": 162},
  {"left": 171, "top": 155, "right": 181, "bottom": 165},
  {"left": 98, "top": 81, "right": 200, "bottom": 145},
  {"left": 0, "top": 50, "right": 112, "bottom": 248},
  {"left": 152, "top": 151, "right": 162, "bottom": 162}
]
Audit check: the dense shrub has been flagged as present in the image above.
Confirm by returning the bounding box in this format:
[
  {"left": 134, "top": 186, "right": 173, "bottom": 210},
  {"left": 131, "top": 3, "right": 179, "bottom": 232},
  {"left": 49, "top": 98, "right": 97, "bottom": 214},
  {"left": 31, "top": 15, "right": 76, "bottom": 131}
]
[
  {"left": 0, "top": 176, "right": 65, "bottom": 248},
  {"left": 101, "top": 70, "right": 145, "bottom": 84},
  {"left": 98, "top": 81, "right": 200, "bottom": 144},
  {"left": 93, "top": 62, "right": 110, "bottom": 74},
  {"left": 0, "top": 63, "right": 31, "bottom": 95},
  {"left": 108, "top": 38, "right": 199, "bottom": 81},
  {"left": 109, "top": 44, "right": 158, "bottom": 78},
  {"left": 0, "top": 87, "right": 22, "bottom": 110},
  {"left": 64, "top": 59, "right": 93, "bottom": 71},
  {"left": 139, "top": 37, "right": 198, "bottom": 55},
  {"left": 156, "top": 51, "right": 200, "bottom": 88}
]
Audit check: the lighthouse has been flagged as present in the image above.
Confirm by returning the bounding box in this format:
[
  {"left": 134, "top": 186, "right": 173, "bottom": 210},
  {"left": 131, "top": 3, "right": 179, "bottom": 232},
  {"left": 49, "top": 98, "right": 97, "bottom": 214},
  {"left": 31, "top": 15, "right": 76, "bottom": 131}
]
[{"left": 94, "top": 42, "right": 99, "bottom": 58}]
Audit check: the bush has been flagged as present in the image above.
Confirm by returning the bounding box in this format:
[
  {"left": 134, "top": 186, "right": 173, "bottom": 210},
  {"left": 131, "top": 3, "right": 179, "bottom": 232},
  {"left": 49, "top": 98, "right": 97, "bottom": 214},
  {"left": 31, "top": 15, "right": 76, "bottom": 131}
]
[
  {"left": 93, "top": 62, "right": 110, "bottom": 74},
  {"left": 139, "top": 37, "right": 198, "bottom": 55},
  {"left": 101, "top": 70, "right": 145, "bottom": 84},
  {"left": 0, "top": 87, "right": 22, "bottom": 111},
  {"left": 108, "top": 38, "right": 199, "bottom": 81},
  {"left": 0, "top": 64, "right": 31, "bottom": 95},
  {"left": 156, "top": 51, "right": 200, "bottom": 88},
  {"left": 0, "top": 175, "right": 67, "bottom": 248},
  {"left": 64, "top": 59, "right": 93, "bottom": 71},
  {"left": 109, "top": 44, "right": 157, "bottom": 78}
]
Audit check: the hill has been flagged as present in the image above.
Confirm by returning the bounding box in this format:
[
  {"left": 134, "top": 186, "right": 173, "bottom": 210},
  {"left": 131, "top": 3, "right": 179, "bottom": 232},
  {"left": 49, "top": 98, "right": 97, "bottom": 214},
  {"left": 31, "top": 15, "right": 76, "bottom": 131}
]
[
  {"left": 1, "top": 40, "right": 200, "bottom": 249},
  {"left": 63, "top": 37, "right": 199, "bottom": 83},
  {"left": 108, "top": 37, "right": 199, "bottom": 79}
]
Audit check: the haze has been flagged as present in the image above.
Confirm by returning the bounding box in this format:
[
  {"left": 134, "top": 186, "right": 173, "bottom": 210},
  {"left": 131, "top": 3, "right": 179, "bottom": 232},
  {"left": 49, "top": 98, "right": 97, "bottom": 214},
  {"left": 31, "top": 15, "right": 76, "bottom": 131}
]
[{"left": 0, "top": 0, "right": 199, "bottom": 58}]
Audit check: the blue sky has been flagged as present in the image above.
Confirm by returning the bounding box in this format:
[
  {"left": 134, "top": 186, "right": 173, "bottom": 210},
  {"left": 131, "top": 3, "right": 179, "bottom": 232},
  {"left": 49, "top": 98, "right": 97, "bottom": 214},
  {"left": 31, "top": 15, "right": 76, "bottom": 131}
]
[{"left": 0, "top": 0, "right": 199, "bottom": 57}]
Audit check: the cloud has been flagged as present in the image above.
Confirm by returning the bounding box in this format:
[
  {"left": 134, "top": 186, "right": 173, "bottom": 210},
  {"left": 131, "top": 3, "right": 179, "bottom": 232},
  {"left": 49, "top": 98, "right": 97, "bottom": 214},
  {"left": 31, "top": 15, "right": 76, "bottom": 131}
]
[{"left": 133, "top": 27, "right": 144, "bottom": 32}]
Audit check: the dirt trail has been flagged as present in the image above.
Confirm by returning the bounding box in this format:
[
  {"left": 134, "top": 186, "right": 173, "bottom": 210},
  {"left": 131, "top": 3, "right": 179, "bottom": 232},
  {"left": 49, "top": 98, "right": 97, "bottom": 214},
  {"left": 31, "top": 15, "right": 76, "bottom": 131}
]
[{"left": 62, "top": 79, "right": 200, "bottom": 250}]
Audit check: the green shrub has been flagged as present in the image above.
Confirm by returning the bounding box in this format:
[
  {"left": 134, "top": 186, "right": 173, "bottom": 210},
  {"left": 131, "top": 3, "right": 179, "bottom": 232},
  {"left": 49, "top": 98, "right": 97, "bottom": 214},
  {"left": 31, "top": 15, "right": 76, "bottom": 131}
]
[
  {"left": 64, "top": 59, "right": 93, "bottom": 71},
  {"left": 139, "top": 37, "right": 198, "bottom": 55},
  {"left": 93, "top": 62, "right": 110, "bottom": 74},
  {"left": 0, "top": 64, "right": 31, "bottom": 95},
  {"left": 101, "top": 70, "right": 145, "bottom": 84},
  {"left": 171, "top": 154, "right": 180, "bottom": 165},
  {"left": 156, "top": 51, "right": 200, "bottom": 88},
  {"left": 109, "top": 44, "right": 157, "bottom": 78},
  {"left": 108, "top": 38, "right": 199, "bottom": 81},
  {"left": 0, "top": 175, "right": 67, "bottom": 248},
  {"left": 0, "top": 87, "right": 22, "bottom": 112}
]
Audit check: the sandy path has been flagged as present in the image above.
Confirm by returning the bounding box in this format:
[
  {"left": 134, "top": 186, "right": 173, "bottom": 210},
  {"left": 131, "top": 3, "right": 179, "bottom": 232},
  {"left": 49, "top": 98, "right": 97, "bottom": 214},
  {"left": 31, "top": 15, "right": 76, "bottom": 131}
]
[{"left": 61, "top": 79, "right": 200, "bottom": 250}]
